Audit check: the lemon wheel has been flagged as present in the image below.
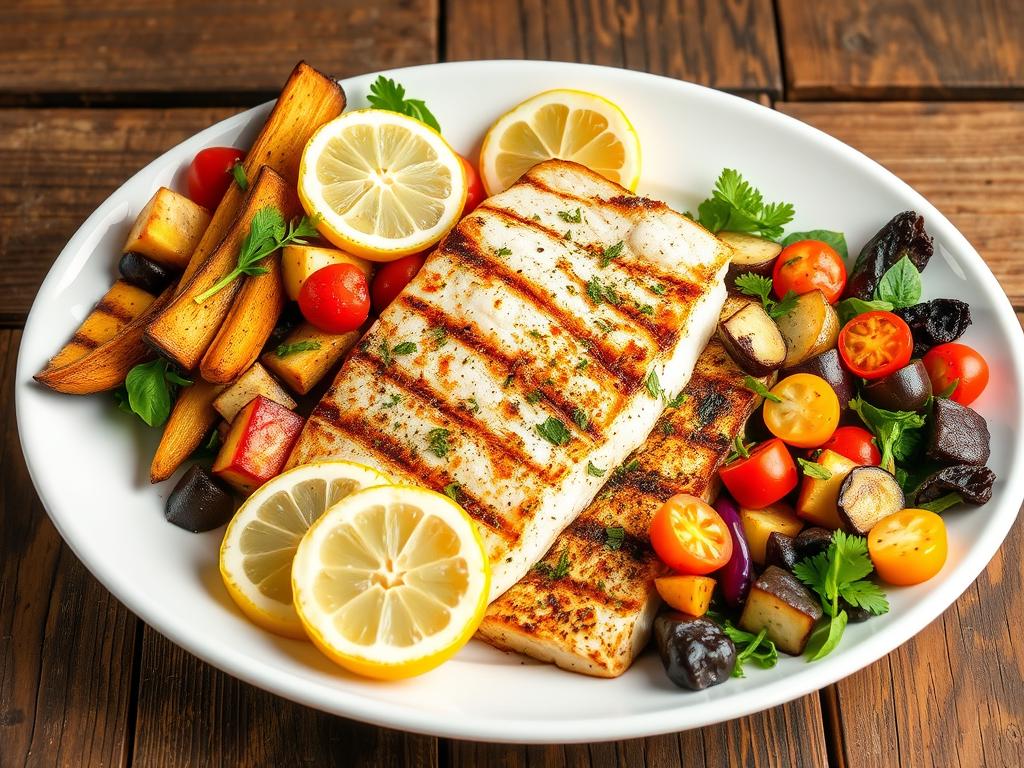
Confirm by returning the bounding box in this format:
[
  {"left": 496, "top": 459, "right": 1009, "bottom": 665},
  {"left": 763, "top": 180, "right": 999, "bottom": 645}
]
[
  {"left": 291, "top": 484, "right": 490, "bottom": 680},
  {"left": 219, "top": 461, "right": 390, "bottom": 639},
  {"left": 479, "top": 88, "right": 641, "bottom": 195},
  {"left": 298, "top": 109, "right": 467, "bottom": 262}
]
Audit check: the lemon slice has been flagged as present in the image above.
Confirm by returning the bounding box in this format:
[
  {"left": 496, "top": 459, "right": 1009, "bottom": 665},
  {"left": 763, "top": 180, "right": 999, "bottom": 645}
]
[
  {"left": 479, "top": 88, "right": 641, "bottom": 195},
  {"left": 291, "top": 485, "right": 490, "bottom": 680},
  {"left": 219, "top": 461, "right": 390, "bottom": 639},
  {"left": 298, "top": 109, "right": 468, "bottom": 262}
]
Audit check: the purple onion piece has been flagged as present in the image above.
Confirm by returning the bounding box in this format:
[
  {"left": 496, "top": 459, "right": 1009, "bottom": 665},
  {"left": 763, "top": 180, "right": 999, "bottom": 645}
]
[{"left": 714, "top": 492, "right": 753, "bottom": 608}]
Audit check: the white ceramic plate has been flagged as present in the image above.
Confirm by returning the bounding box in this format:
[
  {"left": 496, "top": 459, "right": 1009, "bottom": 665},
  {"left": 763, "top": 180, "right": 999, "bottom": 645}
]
[{"left": 16, "top": 61, "right": 1024, "bottom": 744}]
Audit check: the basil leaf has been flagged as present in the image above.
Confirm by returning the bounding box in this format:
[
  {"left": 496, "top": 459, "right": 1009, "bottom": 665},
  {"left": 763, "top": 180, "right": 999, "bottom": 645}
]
[
  {"left": 781, "top": 229, "right": 849, "bottom": 260},
  {"left": 125, "top": 359, "right": 173, "bottom": 427},
  {"left": 837, "top": 297, "right": 894, "bottom": 325},
  {"left": 874, "top": 255, "right": 922, "bottom": 308}
]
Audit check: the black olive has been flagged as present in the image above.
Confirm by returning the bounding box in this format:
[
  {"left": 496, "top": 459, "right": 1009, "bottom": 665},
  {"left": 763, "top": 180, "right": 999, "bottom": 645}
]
[
  {"left": 654, "top": 612, "right": 736, "bottom": 690},
  {"left": 165, "top": 465, "right": 236, "bottom": 532},
  {"left": 119, "top": 251, "right": 175, "bottom": 294}
]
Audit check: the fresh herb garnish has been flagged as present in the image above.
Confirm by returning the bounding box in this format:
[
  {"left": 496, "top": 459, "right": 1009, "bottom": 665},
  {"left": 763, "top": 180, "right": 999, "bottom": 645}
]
[
  {"left": 649, "top": 283, "right": 667, "bottom": 296},
  {"left": 426, "top": 428, "right": 450, "bottom": 458},
  {"left": 587, "top": 461, "right": 606, "bottom": 477},
  {"left": 873, "top": 255, "right": 922, "bottom": 309},
  {"left": 533, "top": 550, "right": 571, "bottom": 580},
  {"left": 644, "top": 369, "right": 662, "bottom": 399},
  {"left": 572, "top": 407, "right": 589, "bottom": 430},
  {"left": 599, "top": 241, "right": 625, "bottom": 268},
  {"left": 612, "top": 458, "right": 641, "bottom": 480},
  {"left": 557, "top": 208, "right": 582, "bottom": 223},
  {"left": 195, "top": 207, "right": 318, "bottom": 303},
  {"left": 466, "top": 396, "right": 480, "bottom": 413},
  {"left": 276, "top": 340, "right": 321, "bottom": 357},
  {"left": 694, "top": 169, "right": 795, "bottom": 240},
  {"left": 837, "top": 297, "right": 894, "bottom": 325},
  {"left": 118, "top": 358, "right": 193, "bottom": 427},
  {"left": 798, "top": 457, "right": 833, "bottom": 480},
  {"left": 665, "top": 391, "right": 688, "bottom": 409},
  {"left": 502, "top": 373, "right": 515, "bottom": 388},
  {"left": 742, "top": 375, "right": 781, "bottom": 403},
  {"left": 725, "top": 435, "right": 751, "bottom": 463},
  {"left": 793, "top": 530, "right": 890, "bottom": 661},
  {"left": 604, "top": 526, "right": 626, "bottom": 550},
  {"left": 849, "top": 396, "right": 927, "bottom": 473},
  {"left": 392, "top": 341, "right": 418, "bottom": 356},
  {"left": 443, "top": 481, "right": 462, "bottom": 501},
  {"left": 780, "top": 229, "right": 848, "bottom": 260},
  {"left": 382, "top": 393, "right": 403, "bottom": 409},
  {"left": 525, "top": 390, "right": 543, "bottom": 404},
  {"left": 495, "top": 246, "right": 512, "bottom": 257},
  {"left": 657, "top": 417, "right": 675, "bottom": 436},
  {"left": 575, "top": 358, "right": 589, "bottom": 370},
  {"left": 586, "top": 275, "right": 621, "bottom": 306},
  {"left": 536, "top": 417, "right": 571, "bottom": 446},
  {"left": 919, "top": 492, "right": 964, "bottom": 514},
  {"left": 429, "top": 326, "right": 448, "bottom": 349},
  {"left": 734, "top": 273, "right": 798, "bottom": 319},
  {"left": 367, "top": 75, "right": 441, "bottom": 132},
  {"left": 230, "top": 161, "right": 248, "bottom": 192}
]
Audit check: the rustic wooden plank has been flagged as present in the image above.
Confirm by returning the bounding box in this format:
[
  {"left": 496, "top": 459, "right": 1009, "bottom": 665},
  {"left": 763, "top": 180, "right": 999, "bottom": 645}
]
[
  {"left": 778, "top": 101, "right": 1024, "bottom": 308},
  {"left": 0, "top": 0, "right": 437, "bottom": 103},
  {"left": 444, "top": 0, "right": 782, "bottom": 95},
  {"left": 777, "top": 0, "right": 1024, "bottom": 99},
  {"left": 0, "top": 329, "right": 139, "bottom": 766},
  {"left": 0, "top": 107, "right": 240, "bottom": 326},
  {"left": 131, "top": 629, "right": 437, "bottom": 767},
  {"left": 449, "top": 693, "right": 828, "bottom": 767}
]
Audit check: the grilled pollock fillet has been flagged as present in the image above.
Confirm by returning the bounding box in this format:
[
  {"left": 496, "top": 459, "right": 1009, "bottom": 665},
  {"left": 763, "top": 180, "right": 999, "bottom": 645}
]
[
  {"left": 286, "top": 159, "right": 730, "bottom": 600},
  {"left": 476, "top": 338, "right": 763, "bottom": 676}
]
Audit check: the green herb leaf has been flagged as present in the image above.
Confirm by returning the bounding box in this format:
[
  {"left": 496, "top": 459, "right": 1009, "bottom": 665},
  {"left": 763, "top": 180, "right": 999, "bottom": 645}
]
[
  {"left": 725, "top": 434, "right": 751, "bottom": 464},
  {"left": 533, "top": 550, "right": 571, "bottom": 580},
  {"left": 443, "top": 481, "right": 462, "bottom": 501},
  {"left": 557, "top": 208, "right": 582, "bottom": 223},
  {"left": 122, "top": 358, "right": 191, "bottom": 427},
  {"left": 657, "top": 417, "right": 675, "bottom": 436},
  {"left": 798, "top": 457, "right": 832, "bottom": 480},
  {"left": 874, "top": 255, "right": 922, "bottom": 308},
  {"left": 429, "top": 326, "right": 449, "bottom": 349},
  {"left": 837, "top": 297, "right": 895, "bottom": 325},
  {"left": 599, "top": 241, "right": 625, "bottom": 267},
  {"left": 650, "top": 283, "right": 667, "bottom": 296},
  {"left": 604, "top": 526, "right": 625, "bottom": 550},
  {"left": 587, "top": 461, "right": 606, "bottom": 477},
  {"left": 466, "top": 396, "right": 480, "bottom": 414},
  {"left": 805, "top": 609, "right": 848, "bottom": 661},
  {"left": 572, "top": 407, "right": 589, "bottom": 430},
  {"left": 525, "top": 390, "right": 543, "bottom": 404},
  {"left": 666, "top": 391, "right": 688, "bottom": 409},
  {"left": 780, "top": 229, "right": 848, "bottom": 260},
  {"left": 427, "top": 428, "right": 450, "bottom": 458},
  {"left": 849, "top": 396, "right": 927, "bottom": 472},
  {"left": 839, "top": 580, "right": 890, "bottom": 614},
  {"left": 742, "top": 375, "right": 781, "bottom": 403},
  {"left": 644, "top": 369, "right": 662, "bottom": 399},
  {"left": 920, "top": 492, "right": 964, "bottom": 514},
  {"left": 575, "top": 358, "right": 589, "bottom": 370},
  {"left": 612, "top": 458, "right": 641, "bottom": 480},
  {"left": 536, "top": 417, "right": 571, "bottom": 446},
  {"left": 392, "top": 341, "right": 418, "bottom": 356},
  {"left": 367, "top": 75, "right": 441, "bottom": 132},
  {"left": 230, "top": 161, "right": 249, "bottom": 192},
  {"left": 733, "top": 273, "right": 798, "bottom": 319},
  {"left": 382, "top": 393, "right": 403, "bottom": 409},
  {"left": 586, "top": 275, "right": 621, "bottom": 306},
  {"left": 695, "top": 169, "right": 795, "bottom": 240},
  {"left": 495, "top": 246, "right": 512, "bottom": 257},
  {"left": 276, "top": 340, "right": 321, "bottom": 357},
  {"left": 714, "top": 618, "right": 779, "bottom": 676}
]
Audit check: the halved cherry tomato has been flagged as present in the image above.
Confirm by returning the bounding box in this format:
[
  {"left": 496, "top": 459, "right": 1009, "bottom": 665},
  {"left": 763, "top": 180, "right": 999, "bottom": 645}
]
[
  {"left": 186, "top": 146, "right": 246, "bottom": 210},
  {"left": 818, "top": 426, "right": 880, "bottom": 466},
  {"left": 838, "top": 310, "right": 913, "bottom": 380},
  {"left": 461, "top": 155, "right": 486, "bottom": 215},
  {"left": 773, "top": 240, "right": 847, "bottom": 304},
  {"left": 923, "top": 342, "right": 989, "bottom": 406},
  {"left": 719, "top": 438, "right": 798, "bottom": 509},
  {"left": 371, "top": 252, "right": 427, "bottom": 314},
  {"left": 649, "top": 494, "right": 733, "bottom": 575},
  {"left": 868, "top": 508, "right": 947, "bottom": 586},
  {"left": 298, "top": 263, "right": 371, "bottom": 334},
  {"left": 763, "top": 373, "right": 840, "bottom": 449}
]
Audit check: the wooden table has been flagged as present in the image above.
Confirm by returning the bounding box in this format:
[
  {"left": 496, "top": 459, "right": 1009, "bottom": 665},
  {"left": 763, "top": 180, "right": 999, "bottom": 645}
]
[{"left": 2, "top": 2, "right": 1022, "bottom": 765}]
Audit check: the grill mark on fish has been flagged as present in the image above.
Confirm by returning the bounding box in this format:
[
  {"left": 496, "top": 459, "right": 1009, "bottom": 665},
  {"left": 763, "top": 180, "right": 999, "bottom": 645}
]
[
  {"left": 514, "top": 571, "right": 644, "bottom": 613},
  {"left": 441, "top": 227, "right": 643, "bottom": 389},
  {"left": 95, "top": 298, "right": 137, "bottom": 324}
]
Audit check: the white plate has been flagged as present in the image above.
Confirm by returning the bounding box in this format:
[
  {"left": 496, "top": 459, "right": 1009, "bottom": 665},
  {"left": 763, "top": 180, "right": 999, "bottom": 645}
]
[{"left": 16, "top": 61, "right": 1024, "bottom": 744}]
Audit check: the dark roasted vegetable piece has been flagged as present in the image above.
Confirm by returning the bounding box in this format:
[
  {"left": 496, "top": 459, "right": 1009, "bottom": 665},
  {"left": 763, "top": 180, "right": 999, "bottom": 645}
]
[
  {"left": 793, "top": 527, "right": 833, "bottom": 560},
  {"left": 863, "top": 359, "right": 933, "bottom": 412},
  {"left": 781, "top": 348, "right": 854, "bottom": 411},
  {"left": 655, "top": 612, "right": 736, "bottom": 690},
  {"left": 765, "top": 531, "right": 800, "bottom": 571},
  {"left": 721, "top": 231, "right": 783, "bottom": 287},
  {"left": 119, "top": 251, "right": 176, "bottom": 294},
  {"left": 915, "top": 464, "right": 996, "bottom": 505},
  {"left": 718, "top": 302, "right": 787, "bottom": 376},
  {"left": 837, "top": 466, "right": 905, "bottom": 534},
  {"left": 895, "top": 299, "right": 972, "bottom": 357},
  {"left": 714, "top": 494, "right": 754, "bottom": 607},
  {"left": 165, "top": 465, "right": 236, "bottom": 532},
  {"left": 927, "top": 397, "right": 991, "bottom": 466},
  {"left": 843, "top": 211, "right": 934, "bottom": 300},
  {"left": 739, "top": 566, "right": 823, "bottom": 655}
]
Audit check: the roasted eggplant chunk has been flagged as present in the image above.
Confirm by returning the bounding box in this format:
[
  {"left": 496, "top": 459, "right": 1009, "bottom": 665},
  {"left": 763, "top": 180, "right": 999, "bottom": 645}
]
[
  {"left": 655, "top": 613, "right": 736, "bottom": 690},
  {"left": 718, "top": 301, "right": 787, "bottom": 376},
  {"left": 783, "top": 348, "right": 854, "bottom": 411},
  {"left": 844, "top": 211, "right": 934, "bottom": 300},
  {"left": 765, "top": 531, "right": 800, "bottom": 571},
  {"left": 895, "top": 299, "right": 971, "bottom": 357},
  {"left": 915, "top": 464, "right": 996, "bottom": 505},
  {"left": 927, "top": 397, "right": 991, "bottom": 466},
  {"left": 837, "top": 466, "right": 905, "bottom": 535},
  {"left": 864, "top": 360, "right": 932, "bottom": 412},
  {"left": 793, "top": 527, "right": 833, "bottom": 560}
]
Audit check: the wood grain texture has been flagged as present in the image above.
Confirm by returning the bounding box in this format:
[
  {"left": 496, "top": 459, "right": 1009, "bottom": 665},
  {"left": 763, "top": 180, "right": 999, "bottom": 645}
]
[
  {"left": 0, "top": 0, "right": 437, "bottom": 103},
  {"left": 444, "top": 0, "right": 782, "bottom": 95},
  {"left": 0, "top": 107, "right": 239, "bottom": 326},
  {"left": 778, "top": 101, "right": 1024, "bottom": 307},
  {"left": 777, "top": 0, "right": 1024, "bottom": 99},
  {"left": 0, "top": 330, "right": 139, "bottom": 767},
  {"left": 131, "top": 629, "right": 437, "bottom": 768},
  {"left": 450, "top": 694, "right": 829, "bottom": 767}
]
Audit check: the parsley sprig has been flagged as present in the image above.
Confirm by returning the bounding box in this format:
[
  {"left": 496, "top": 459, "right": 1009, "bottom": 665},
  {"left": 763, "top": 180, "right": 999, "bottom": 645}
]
[
  {"left": 367, "top": 75, "right": 441, "bottom": 132},
  {"left": 694, "top": 169, "right": 795, "bottom": 240},
  {"left": 734, "top": 273, "right": 798, "bottom": 319}
]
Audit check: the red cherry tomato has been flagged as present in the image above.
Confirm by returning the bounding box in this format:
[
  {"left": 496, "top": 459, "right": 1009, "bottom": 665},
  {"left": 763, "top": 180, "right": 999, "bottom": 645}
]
[
  {"left": 371, "top": 253, "right": 427, "bottom": 314},
  {"left": 298, "top": 263, "right": 371, "bottom": 334},
  {"left": 838, "top": 310, "right": 913, "bottom": 380},
  {"left": 186, "top": 147, "right": 246, "bottom": 210},
  {"left": 818, "top": 426, "right": 880, "bottom": 466},
  {"left": 718, "top": 438, "right": 798, "bottom": 510},
  {"left": 772, "top": 240, "right": 847, "bottom": 304},
  {"left": 649, "top": 494, "right": 733, "bottom": 575},
  {"left": 461, "top": 155, "right": 486, "bottom": 215},
  {"left": 923, "top": 342, "right": 989, "bottom": 406}
]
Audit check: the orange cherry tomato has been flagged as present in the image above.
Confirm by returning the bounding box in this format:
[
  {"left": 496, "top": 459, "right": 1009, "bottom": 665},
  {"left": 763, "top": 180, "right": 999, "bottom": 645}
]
[
  {"left": 868, "top": 508, "right": 948, "bottom": 586},
  {"left": 762, "top": 373, "right": 840, "bottom": 449},
  {"left": 838, "top": 311, "right": 913, "bottom": 380},
  {"left": 650, "top": 494, "right": 733, "bottom": 576},
  {"left": 772, "top": 240, "right": 847, "bottom": 304},
  {"left": 923, "top": 342, "right": 989, "bottom": 406},
  {"left": 719, "top": 438, "right": 798, "bottom": 509}
]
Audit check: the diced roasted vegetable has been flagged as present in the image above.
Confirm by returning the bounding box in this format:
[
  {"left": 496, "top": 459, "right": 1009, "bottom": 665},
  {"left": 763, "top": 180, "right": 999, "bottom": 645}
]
[
  {"left": 895, "top": 299, "right": 972, "bottom": 357},
  {"left": 150, "top": 379, "right": 227, "bottom": 483},
  {"left": 781, "top": 348, "right": 854, "bottom": 411},
  {"left": 774, "top": 290, "right": 840, "bottom": 367},
  {"left": 119, "top": 252, "right": 176, "bottom": 294},
  {"left": 740, "top": 503, "right": 803, "bottom": 564},
  {"left": 654, "top": 575, "right": 715, "bottom": 617},
  {"left": 863, "top": 359, "right": 933, "bottom": 412},
  {"left": 714, "top": 494, "right": 753, "bottom": 608},
  {"left": 793, "top": 527, "right": 833, "bottom": 560},
  {"left": 165, "top": 465, "right": 236, "bottom": 532},
  {"left": 914, "top": 464, "right": 996, "bottom": 506},
  {"left": 654, "top": 613, "right": 736, "bottom": 690},
  {"left": 927, "top": 397, "right": 991, "bottom": 466},
  {"left": 765, "top": 531, "right": 799, "bottom": 571},
  {"left": 212, "top": 395, "right": 305, "bottom": 495},
  {"left": 718, "top": 302, "right": 787, "bottom": 376},
  {"left": 739, "top": 566, "right": 823, "bottom": 655},
  {"left": 261, "top": 322, "right": 361, "bottom": 395},
  {"left": 836, "top": 466, "right": 905, "bottom": 535},
  {"left": 843, "top": 211, "right": 934, "bottom": 301},
  {"left": 796, "top": 449, "right": 858, "bottom": 530},
  {"left": 720, "top": 231, "right": 782, "bottom": 287},
  {"left": 212, "top": 362, "right": 297, "bottom": 423},
  {"left": 122, "top": 186, "right": 211, "bottom": 270}
]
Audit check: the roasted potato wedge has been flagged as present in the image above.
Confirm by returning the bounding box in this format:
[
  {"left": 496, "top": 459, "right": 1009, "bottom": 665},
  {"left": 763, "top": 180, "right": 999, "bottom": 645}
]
[
  {"left": 213, "top": 362, "right": 296, "bottom": 423},
  {"left": 718, "top": 302, "right": 786, "bottom": 376},
  {"left": 150, "top": 378, "right": 228, "bottom": 483},
  {"left": 122, "top": 187, "right": 211, "bottom": 270},
  {"left": 774, "top": 289, "right": 839, "bottom": 367},
  {"left": 261, "top": 322, "right": 361, "bottom": 395}
]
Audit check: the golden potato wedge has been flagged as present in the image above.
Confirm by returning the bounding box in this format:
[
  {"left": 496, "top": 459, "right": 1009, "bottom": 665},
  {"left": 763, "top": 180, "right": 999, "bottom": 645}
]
[
  {"left": 774, "top": 289, "right": 839, "bottom": 367},
  {"left": 212, "top": 362, "right": 296, "bottom": 422},
  {"left": 740, "top": 503, "right": 804, "bottom": 564},
  {"left": 261, "top": 322, "right": 360, "bottom": 395},
  {"left": 150, "top": 378, "right": 228, "bottom": 483},
  {"left": 282, "top": 244, "right": 373, "bottom": 301},
  {"left": 122, "top": 187, "right": 211, "bottom": 270},
  {"left": 796, "top": 449, "right": 858, "bottom": 530}
]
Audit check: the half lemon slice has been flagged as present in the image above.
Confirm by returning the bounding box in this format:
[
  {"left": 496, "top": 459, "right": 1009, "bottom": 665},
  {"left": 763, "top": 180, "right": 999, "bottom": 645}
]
[
  {"left": 291, "top": 484, "right": 490, "bottom": 680},
  {"left": 219, "top": 461, "right": 390, "bottom": 639},
  {"left": 478, "top": 88, "right": 641, "bottom": 195},
  {"left": 298, "top": 109, "right": 467, "bottom": 262}
]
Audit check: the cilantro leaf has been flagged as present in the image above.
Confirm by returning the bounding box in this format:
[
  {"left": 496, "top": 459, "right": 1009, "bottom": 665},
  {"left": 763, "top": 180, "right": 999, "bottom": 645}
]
[
  {"left": 874, "top": 255, "right": 922, "bottom": 308},
  {"left": 713, "top": 617, "right": 779, "bottom": 676},
  {"left": 695, "top": 169, "right": 795, "bottom": 240},
  {"left": 587, "top": 461, "right": 606, "bottom": 477},
  {"left": 840, "top": 580, "right": 890, "bottom": 615},
  {"left": 443, "top": 481, "right": 462, "bottom": 501},
  {"left": 427, "top": 428, "right": 450, "bottom": 458},
  {"left": 599, "top": 241, "right": 625, "bottom": 267},
  {"left": 733, "top": 273, "right": 798, "bottom": 319},
  {"left": 557, "top": 208, "right": 582, "bottom": 223},
  {"left": 781, "top": 230, "right": 849, "bottom": 260},
  {"left": 276, "top": 340, "right": 321, "bottom": 357},
  {"left": 367, "top": 75, "right": 441, "bottom": 132},
  {"left": 571, "top": 407, "right": 589, "bottom": 430},
  {"left": 604, "top": 526, "right": 625, "bottom": 550}
]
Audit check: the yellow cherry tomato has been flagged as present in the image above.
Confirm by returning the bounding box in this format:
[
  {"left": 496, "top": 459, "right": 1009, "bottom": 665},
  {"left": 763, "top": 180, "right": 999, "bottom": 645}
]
[
  {"left": 868, "top": 508, "right": 948, "bottom": 586},
  {"left": 762, "top": 373, "right": 840, "bottom": 449}
]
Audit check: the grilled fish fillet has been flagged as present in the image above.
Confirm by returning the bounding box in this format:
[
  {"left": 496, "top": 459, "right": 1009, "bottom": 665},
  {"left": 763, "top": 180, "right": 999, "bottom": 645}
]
[
  {"left": 286, "top": 159, "right": 730, "bottom": 600},
  {"left": 477, "top": 337, "right": 763, "bottom": 677}
]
